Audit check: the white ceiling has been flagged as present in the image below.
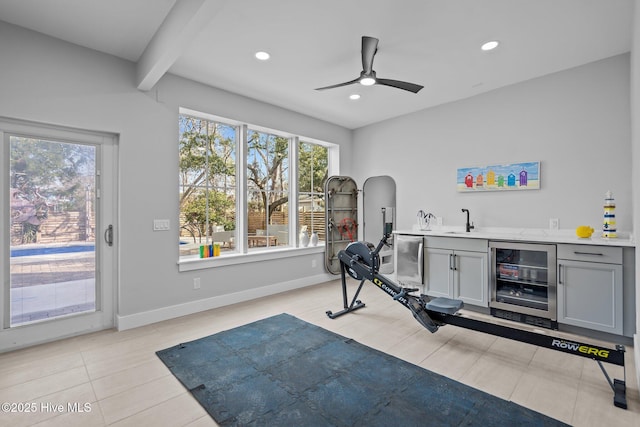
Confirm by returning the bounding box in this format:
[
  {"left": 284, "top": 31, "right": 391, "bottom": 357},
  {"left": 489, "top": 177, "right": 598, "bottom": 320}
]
[{"left": 0, "top": 0, "right": 633, "bottom": 129}]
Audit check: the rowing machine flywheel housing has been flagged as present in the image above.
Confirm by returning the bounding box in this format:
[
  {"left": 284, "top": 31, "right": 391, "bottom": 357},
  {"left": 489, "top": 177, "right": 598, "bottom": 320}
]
[{"left": 344, "top": 241, "right": 379, "bottom": 280}]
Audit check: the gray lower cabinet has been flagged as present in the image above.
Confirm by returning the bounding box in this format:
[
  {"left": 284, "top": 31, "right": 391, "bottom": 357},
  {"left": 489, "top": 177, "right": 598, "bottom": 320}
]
[
  {"left": 557, "top": 244, "right": 623, "bottom": 335},
  {"left": 424, "top": 237, "right": 488, "bottom": 307}
]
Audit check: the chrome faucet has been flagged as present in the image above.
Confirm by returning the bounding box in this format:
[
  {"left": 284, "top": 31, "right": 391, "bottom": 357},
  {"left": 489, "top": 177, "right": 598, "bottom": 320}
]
[{"left": 461, "top": 209, "right": 474, "bottom": 232}]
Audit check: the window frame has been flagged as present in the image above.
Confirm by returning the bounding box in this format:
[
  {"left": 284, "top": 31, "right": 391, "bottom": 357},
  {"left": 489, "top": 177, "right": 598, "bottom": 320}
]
[{"left": 178, "top": 108, "right": 338, "bottom": 272}]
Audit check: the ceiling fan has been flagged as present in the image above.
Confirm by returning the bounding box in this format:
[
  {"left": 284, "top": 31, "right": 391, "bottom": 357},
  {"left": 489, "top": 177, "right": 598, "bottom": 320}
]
[{"left": 315, "top": 36, "right": 423, "bottom": 94}]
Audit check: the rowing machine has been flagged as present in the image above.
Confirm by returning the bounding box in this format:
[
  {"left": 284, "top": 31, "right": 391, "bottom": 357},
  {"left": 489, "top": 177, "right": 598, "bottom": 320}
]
[{"left": 326, "top": 229, "right": 628, "bottom": 409}]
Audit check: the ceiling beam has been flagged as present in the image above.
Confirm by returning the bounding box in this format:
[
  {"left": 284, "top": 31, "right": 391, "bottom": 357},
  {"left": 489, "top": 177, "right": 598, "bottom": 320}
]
[{"left": 136, "top": 0, "right": 225, "bottom": 91}]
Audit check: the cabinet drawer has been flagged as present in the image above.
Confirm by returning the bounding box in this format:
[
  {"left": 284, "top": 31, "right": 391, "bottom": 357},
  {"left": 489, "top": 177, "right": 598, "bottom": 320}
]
[
  {"left": 557, "top": 244, "right": 622, "bottom": 264},
  {"left": 425, "top": 236, "right": 488, "bottom": 252}
]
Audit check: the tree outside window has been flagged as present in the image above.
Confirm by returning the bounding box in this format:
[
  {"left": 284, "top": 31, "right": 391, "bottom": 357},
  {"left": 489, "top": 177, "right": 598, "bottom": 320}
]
[{"left": 10, "top": 137, "right": 95, "bottom": 245}]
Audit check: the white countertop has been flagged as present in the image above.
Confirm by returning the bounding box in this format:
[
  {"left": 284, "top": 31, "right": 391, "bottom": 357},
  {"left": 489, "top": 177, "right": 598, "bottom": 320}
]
[{"left": 395, "top": 226, "right": 635, "bottom": 247}]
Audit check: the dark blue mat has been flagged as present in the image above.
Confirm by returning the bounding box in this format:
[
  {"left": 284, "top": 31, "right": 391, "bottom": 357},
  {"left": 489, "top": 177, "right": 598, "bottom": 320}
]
[{"left": 156, "top": 313, "right": 568, "bottom": 426}]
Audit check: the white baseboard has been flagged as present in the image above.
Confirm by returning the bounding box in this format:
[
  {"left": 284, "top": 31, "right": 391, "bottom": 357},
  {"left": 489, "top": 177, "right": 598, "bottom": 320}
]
[
  {"left": 635, "top": 334, "right": 639, "bottom": 390},
  {"left": 116, "top": 273, "right": 336, "bottom": 331}
]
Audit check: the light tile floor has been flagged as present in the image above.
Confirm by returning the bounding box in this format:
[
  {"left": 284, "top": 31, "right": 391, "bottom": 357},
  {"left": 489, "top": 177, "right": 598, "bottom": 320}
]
[{"left": 0, "top": 279, "right": 638, "bottom": 426}]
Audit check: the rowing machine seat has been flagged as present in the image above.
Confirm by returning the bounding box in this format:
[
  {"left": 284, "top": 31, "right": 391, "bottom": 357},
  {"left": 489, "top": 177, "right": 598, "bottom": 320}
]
[{"left": 426, "top": 297, "right": 464, "bottom": 315}]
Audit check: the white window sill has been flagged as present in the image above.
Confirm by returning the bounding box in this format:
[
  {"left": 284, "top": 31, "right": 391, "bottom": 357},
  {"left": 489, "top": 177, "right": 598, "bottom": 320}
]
[{"left": 178, "top": 245, "right": 325, "bottom": 272}]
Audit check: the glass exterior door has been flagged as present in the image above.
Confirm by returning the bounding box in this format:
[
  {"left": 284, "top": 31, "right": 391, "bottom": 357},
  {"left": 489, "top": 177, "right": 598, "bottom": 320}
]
[
  {"left": 1, "top": 119, "right": 116, "bottom": 350},
  {"left": 9, "top": 136, "right": 97, "bottom": 326}
]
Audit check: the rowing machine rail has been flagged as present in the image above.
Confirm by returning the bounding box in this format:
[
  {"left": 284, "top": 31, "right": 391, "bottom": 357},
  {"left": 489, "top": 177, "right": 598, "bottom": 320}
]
[{"left": 326, "top": 231, "right": 628, "bottom": 409}]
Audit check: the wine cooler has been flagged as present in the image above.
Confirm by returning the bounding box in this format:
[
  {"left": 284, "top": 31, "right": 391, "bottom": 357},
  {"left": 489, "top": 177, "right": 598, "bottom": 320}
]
[{"left": 489, "top": 241, "right": 557, "bottom": 328}]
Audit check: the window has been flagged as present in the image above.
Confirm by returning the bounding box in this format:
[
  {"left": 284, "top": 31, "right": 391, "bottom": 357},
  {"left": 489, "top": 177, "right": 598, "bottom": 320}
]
[
  {"left": 298, "top": 141, "right": 328, "bottom": 243},
  {"left": 9, "top": 136, "right": 97, "bottom": 325},
  {"left": 247, "top": 129, "right": 289, "bottom": 249},
  {"left": 178, "top": 109, "right": 336, "bottom": 262},
  {"left": 179, "top": 114, "right": 237, "bottom": 256}
]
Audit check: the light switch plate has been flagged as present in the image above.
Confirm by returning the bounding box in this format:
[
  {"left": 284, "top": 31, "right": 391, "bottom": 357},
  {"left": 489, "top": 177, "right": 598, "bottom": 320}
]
[{"left": 153, "top": 219, "right": 170, "bottom": 231}]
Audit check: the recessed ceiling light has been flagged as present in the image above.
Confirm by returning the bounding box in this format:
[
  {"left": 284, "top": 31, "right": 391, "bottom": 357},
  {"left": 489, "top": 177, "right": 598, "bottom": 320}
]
[
  {"left": 481, "top": 40, "right": 499, "bottom": 51},
  {"left": 349, "top": 94, "right": 361, "bottom": 100},
  {"left": 360, "top": 77, "right": 376, "bottom": 86},
  {"left": 255, "top": 51, "right": 270, "bottom": 60}
]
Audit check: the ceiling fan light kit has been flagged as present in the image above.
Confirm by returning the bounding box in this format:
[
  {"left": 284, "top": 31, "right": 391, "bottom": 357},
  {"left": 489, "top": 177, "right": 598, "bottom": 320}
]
[
  {"left": 315, "top": 36, "right": 423, "bottom": 94},
  {"left": 360, "top": 76, "right": 376, "bottom": 86}
]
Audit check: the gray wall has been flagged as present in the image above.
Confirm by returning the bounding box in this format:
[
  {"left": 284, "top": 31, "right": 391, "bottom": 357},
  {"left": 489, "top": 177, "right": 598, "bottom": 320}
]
[
  {"left": 352, "top": 54, "right": 632, "bottom": 234},
  {"left": 0, "top": 21, "right": 352, "bottom": 324}
]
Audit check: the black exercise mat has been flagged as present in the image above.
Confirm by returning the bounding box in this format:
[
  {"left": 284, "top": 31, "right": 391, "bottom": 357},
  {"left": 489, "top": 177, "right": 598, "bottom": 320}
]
[{"left": 156, "top": 313, "right": 568, "bottom": 426}]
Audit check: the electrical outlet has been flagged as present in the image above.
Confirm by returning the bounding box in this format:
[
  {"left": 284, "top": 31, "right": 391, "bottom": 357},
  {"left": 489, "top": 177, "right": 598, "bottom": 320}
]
[
  {"left": 436, "top": 217, "right": 443, "bottom": 226},
  {"left": 193, "top": 277, "right": 201, "bottom": 289},
  {"left": 153, "top": 219, "right": 170, "bottom": 231},
  {"left": 311, "top": 259, "right": 317, "bottom": 268},
  {"left": 549, "top": 218, "right": 559, "bottom": 231}
]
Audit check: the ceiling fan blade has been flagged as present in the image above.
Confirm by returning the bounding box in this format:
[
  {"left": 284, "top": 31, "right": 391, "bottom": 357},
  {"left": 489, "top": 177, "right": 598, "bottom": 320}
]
[
  {"left": 376, "top": 78, "right": 424, "bottom": 93},
  {"left": 361, "top": 36, "right": 379, "bottom": 75},
  {"left": 315, "top": 77, "right": 360, "bottom": 91}
]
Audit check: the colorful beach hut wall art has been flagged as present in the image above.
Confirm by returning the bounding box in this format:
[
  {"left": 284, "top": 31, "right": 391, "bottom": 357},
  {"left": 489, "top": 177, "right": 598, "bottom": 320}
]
[{"left": 457, "top": 161, "right": 540, "bottom": 192}]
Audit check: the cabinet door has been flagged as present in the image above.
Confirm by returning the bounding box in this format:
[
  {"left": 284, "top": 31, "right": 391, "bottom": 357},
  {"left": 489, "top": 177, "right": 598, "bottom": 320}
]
[
  {"left": 455, "top": 250, "right": 488, "bottom": 306},
  {"left": 424, "top": 248, "right": 453, "bottom": 298},
  {"left": 557, "top": 260, "right": 623, "bottom": 334}
]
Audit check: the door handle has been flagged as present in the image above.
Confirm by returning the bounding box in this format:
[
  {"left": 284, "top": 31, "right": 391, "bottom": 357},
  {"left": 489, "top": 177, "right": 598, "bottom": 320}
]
[{"left": 105, "top": 224, "right": 113, "bottom": 247}]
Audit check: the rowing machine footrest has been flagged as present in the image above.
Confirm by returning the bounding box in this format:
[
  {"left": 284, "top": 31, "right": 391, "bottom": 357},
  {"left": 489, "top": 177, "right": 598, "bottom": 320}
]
[{"left": 426, "top": 297, "right": 464, "bottom": 315}]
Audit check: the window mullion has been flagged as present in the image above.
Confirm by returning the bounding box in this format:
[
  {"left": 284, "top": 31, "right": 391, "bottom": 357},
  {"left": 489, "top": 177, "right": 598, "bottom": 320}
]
[
  {"left": 290, "top": 136, "right": 299, "bottom": 246},
  {"left": 237, "top": 124, "right": 248, "bottom": 254},
  {"left": 203, "top": 134, "right": 211, "bottom": 246}
]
